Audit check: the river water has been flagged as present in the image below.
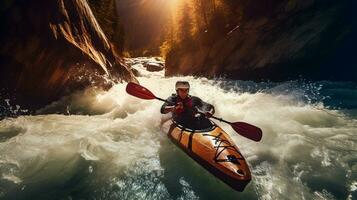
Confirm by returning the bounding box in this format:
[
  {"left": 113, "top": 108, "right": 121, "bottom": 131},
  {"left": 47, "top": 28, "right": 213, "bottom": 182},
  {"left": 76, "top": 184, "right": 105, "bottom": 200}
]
[{"left": 0, "top": 58, "right": 356, "bottom": 200}]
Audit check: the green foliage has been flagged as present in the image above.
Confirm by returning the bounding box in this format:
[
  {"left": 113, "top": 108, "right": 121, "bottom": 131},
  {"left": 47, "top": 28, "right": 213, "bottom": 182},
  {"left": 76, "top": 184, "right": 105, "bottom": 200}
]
[
  {"left": 159, "top": 41, "right": 171, "bottom": 59},
  {"left": 87, "top": 0, "right": 244, "bottom": 57},
  {"left": 162, "top": 0, "right": 244, "bottom": 58}
]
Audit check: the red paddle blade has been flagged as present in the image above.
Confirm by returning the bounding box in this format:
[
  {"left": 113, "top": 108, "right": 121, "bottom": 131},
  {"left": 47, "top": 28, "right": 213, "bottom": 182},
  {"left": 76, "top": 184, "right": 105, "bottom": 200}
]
[
  {"left": 231, "top": 122, "right": 262, "bottom": 142},
  {"left": 126, "top": 82, "right": 157, "bottom": 100}
]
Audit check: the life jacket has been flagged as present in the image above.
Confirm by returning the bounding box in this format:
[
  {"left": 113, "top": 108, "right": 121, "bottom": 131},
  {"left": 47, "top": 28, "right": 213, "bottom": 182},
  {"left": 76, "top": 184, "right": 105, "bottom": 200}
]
[{"left": 175, "top": 95, "right": 193, "bottom": 114}]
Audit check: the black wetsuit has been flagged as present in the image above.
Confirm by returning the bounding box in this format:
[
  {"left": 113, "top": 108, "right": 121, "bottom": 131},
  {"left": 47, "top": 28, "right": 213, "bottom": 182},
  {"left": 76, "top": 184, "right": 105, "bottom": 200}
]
[{"left": 160, "top": 94, "right": 214, "bottom": 130}]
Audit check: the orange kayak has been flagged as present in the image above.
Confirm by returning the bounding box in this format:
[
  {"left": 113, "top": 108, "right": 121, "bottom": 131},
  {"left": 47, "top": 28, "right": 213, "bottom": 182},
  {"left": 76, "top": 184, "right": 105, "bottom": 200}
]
[{"left": 162, "top": 120, "right": 251, "bottom": 191}]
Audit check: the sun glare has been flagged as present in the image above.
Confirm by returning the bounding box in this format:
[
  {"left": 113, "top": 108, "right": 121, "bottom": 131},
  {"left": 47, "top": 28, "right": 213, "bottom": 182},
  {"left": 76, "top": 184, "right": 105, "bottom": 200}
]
[
  {"left": 149, "top": 0, "right": 180, "bottom": 10},
  {"left": 169, "top": 0, "right": 179, "bottom": 8}
]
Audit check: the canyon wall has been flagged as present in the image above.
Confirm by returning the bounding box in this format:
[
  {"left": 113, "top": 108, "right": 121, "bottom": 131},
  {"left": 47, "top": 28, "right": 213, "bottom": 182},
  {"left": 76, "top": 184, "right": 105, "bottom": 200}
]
[{"left": 0, "top": 0, "right": 136, "bottom": 110}]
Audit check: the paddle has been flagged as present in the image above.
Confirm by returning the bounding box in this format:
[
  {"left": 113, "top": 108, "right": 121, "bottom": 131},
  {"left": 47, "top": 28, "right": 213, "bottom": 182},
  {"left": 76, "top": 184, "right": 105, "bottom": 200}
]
[{"left": 126, "top": 82, "right": 262, "bottom": 142}]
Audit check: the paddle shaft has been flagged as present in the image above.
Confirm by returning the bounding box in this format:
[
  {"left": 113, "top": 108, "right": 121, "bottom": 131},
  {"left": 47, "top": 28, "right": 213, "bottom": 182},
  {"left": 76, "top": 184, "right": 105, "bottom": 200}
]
[
  {"left": 155, "top": 97, "right": 231, "bottom": 124},
  {"left": 210, "top": 116, "right": 231, "bottom": 124},
  {"left": 156, "top": 97, "right": 167, "bottom": 102}
]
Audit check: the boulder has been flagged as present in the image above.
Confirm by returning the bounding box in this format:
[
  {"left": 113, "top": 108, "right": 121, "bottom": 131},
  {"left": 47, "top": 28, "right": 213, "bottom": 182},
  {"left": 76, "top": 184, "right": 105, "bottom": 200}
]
[{"left": 144, "top": 62, "right": 164, "bottom": 72}]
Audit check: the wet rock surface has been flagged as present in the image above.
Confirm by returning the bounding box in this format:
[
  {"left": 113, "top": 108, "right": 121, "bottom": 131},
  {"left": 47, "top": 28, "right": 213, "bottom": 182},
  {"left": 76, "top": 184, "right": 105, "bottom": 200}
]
[
  {"left": 0, "top": 0, "right": 136, "bottom": 111},
  {"left": 144, "top": 62, "right": 164, "bottom": 72},
  {"left": 124, "top": 57, "right": 164, "bottom": 78}
]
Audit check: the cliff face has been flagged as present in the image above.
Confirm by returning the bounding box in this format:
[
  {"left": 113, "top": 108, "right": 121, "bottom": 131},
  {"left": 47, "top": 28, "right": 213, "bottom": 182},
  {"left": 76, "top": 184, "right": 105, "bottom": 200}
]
[
  {"left": 0, "top": 0, "right": 136, "bottom": 110},
  {"left": 165, "top": 0, "right": 357, "bottom": 81}
]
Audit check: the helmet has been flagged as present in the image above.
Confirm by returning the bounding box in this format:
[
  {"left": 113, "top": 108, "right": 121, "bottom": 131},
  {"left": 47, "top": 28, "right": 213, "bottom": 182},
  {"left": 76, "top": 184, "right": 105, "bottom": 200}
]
[{"left": 175, "top": 81, "right": 190, "bottom": 90}]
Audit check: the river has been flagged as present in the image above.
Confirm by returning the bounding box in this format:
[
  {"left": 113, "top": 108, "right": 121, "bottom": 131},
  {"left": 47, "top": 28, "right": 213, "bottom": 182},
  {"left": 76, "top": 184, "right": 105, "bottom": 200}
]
[{"left": 0, "top": 57, "right": 356, "bottom": 200}]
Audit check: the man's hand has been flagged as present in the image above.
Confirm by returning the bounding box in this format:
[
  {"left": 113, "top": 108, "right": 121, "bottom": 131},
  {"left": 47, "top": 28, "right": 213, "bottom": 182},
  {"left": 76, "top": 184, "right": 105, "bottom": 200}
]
[
  {"left": 205, "top": 111, "right": 213, "bottom": 118},
  {"left": 174, "top": 102, "right": 184, "bottom": 114},
  {"left": 205, "top": 107, "right": 215, "bottom": 118}
]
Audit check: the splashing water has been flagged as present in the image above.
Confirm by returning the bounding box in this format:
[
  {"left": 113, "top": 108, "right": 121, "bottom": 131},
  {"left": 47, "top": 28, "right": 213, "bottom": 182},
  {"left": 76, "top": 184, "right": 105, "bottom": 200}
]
[{"left": 0, "top": 58, "right": 356, "bottom": 200}]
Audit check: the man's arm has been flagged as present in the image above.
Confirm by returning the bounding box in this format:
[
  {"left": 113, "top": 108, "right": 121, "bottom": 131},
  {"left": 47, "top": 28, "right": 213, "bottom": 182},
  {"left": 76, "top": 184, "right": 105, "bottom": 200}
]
[
  {"left": 193, "top": 96, "right": 215, "bottom": 116},
  {"left": 160, "top": 96, "right": 176, "bottom": 114},
  {"left": 203, "top": 102, "right": 215, "bottom": 117},
  {"left": 161, "top": 105, "right": 175, "bottom": 114}
]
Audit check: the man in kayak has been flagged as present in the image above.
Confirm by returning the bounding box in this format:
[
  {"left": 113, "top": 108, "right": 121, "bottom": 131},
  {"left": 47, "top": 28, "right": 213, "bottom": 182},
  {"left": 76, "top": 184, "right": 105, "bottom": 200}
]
[{"left": 160, "top": 81, "right": 215, "bottom": 129}]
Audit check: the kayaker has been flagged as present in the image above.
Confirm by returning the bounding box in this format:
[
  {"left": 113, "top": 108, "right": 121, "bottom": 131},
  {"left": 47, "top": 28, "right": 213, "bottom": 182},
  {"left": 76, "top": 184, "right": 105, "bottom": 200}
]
[{"left": 160, "top": 81, "right": 215, "bottom": 129}]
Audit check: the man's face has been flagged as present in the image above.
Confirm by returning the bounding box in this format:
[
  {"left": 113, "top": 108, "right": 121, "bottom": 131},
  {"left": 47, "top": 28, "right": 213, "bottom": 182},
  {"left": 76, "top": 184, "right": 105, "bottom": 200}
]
[{"left": 177, "top": 88, "right": 189, "bottom": 99}]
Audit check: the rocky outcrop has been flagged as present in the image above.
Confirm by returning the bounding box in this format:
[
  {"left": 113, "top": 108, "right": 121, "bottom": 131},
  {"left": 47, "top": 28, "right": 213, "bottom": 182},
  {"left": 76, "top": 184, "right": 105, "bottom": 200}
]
[
  {"left": 165, "top": 0, "right": 357, "bottom": 81},
  {"left": 144, "top": 62, "right": 164, "bottom": 72},
  {"left": 0, "top": 0, "right": 136, "bottom": 110}
]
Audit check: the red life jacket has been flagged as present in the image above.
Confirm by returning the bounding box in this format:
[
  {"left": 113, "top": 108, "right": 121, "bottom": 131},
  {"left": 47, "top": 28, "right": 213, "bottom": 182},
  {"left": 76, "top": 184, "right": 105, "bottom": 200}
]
[{"left": 175, "top": 96, "right": 193, "bottom": 114}]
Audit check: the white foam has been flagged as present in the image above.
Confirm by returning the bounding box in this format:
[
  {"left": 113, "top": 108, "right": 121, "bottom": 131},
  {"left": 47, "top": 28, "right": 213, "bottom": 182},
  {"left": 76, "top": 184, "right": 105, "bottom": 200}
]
[{"left": 0, "top": 58, "right": 356, "bottom": 199}]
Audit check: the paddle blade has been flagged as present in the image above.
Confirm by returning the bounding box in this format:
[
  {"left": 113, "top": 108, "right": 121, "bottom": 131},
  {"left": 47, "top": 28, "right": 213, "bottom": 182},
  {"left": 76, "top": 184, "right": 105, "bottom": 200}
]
[
  {"left": 231, "top": 122, "right": 262, "bottom": 142},
  {"left": 126, "top": 82, "right": 156, "bottom": 100}
]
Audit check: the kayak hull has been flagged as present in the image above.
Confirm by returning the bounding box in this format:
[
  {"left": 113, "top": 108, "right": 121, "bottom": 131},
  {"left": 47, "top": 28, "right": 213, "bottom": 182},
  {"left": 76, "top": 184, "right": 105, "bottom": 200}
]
[{"left": 163, "top": 120, "right": 251, "bottom": 192}]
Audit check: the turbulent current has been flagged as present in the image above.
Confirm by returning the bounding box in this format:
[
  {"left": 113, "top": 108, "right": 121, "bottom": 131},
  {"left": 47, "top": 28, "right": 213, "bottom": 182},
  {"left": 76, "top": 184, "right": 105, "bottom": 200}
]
[{"left": 0, "top": 58, "right": 356, "bottom": 200}]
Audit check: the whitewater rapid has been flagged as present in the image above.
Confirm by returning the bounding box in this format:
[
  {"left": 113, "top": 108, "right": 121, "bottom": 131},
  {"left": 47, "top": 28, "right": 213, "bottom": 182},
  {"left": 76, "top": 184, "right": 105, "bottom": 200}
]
[{"left": 0, "top": 57, "right": 356, "bottom": 200}]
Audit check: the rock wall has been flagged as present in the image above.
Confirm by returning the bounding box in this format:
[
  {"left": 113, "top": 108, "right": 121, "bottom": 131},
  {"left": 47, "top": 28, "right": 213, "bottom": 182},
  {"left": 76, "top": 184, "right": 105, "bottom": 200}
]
[{"left": 0, "top": 0, "right": 136, "bottom": 110}]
